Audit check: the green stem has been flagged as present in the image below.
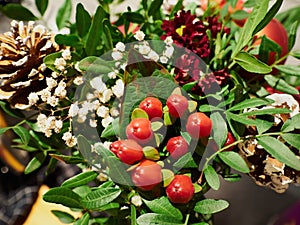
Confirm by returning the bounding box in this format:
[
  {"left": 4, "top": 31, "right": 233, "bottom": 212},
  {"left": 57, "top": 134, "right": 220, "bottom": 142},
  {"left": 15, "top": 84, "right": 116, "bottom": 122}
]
[{"left": 184, "top": 214, "right": 190, "bottom": 225}]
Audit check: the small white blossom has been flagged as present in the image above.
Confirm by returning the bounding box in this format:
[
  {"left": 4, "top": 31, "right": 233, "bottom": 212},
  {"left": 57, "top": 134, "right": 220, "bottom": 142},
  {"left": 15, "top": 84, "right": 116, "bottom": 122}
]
[
  {"left": 160, "top": 56, "right": 168, "bottom": 64},
  {"left": 164, "top": 46, "right": 174, "bottom": 58},
  {"left": 54, "top": 119, "right": 63, "bottom": 133},
  {"left": 90, "top": 77, "right": 107, "bottom": 92},
  {"left": 62, "top": 131, "right": 77, "bottom": 147},
  {"left": 39, "top": 63, "right": 47, "bottom": 72},
  {"left": 102, "top": 116, "right": 114, "bottom": 128},
  {"left": 73, "top": 76, "right": 84, "bottom": 85},
  {"left": 108, "top": 71, "right": 118, "bottom": 79},
  {"left": 89, "top": 119, "right": 98, "bottom": 127},
  {"left": 131, "top": 195, "right": 143, "bottom": 207},
  {"left": 75, "top": 62, "right": 82, "bottom": 72},
  {"left": 79, "top": 104, "right": 89, "bottom": 116},
  {"left": 147, "top": 50, "right": 159, "bottom": 61},
  {"left": 47, "top": 96, "right": 59, "bottom": 107},
  {"left": 138, "top": 43, "right": 151, "bottom": 55},
  {"left": 134, "top": 30, "right": 145, "bottom": 41},
  {"left": 110, "top": 107, "right": 119, "bottom": 117},
  {"left": 54, "top": 58, "right": 67, "bottom": 71},
  {"left": 54, "top": 85, "right": 67, "bottom": 98},
  {"left": 68, "top": 103, "right": 80, "bottom": 117},
  {"left": 51, "top": 71, "right": 59, "bottom": 78},
  {"left": 164, "top": 36, "right": 173, "bottom": 45},
  {"left": 97, "top": 172, "right": 108, "bottom": 182},
  {"left": 97, "top": 105, "right": 109, "bottom": 118},
  {"left": 99, "top": 89, "right": 113, "bottom": 103},
  {"left": 115, "top": 42, "right": 126, "bottom": 52},
  {"left": 39, "top": 89, "right": 51, "bottom": 102},
  {"left": 112, "top": 50, "right": 124, "bottom": 61},
  {"left": 46, "top": 116, "right": 56, "bottom": 130},
  {"left": 112, "top": 79, "right": 124, "bottom": 98},
  {"left": 62, "top": 49, "right": 72, "bottom": 60},
  {"left": 77, "top": 115, "right": 87, "bottom": 123},
  {"left": 28, "top": 92, "right": 39, "bottom": 105},
  {"left": 46, "top": 77, "right": 57, "bottom": 89}
]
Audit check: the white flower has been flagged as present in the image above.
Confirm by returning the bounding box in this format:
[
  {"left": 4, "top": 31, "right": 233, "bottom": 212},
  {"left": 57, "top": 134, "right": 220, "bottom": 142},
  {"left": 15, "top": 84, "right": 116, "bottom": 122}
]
[
  {"left": 54, "top": 85, "right": 67, "bottom": 98},
  {"left": 102, "top": 116, "right": 114, "bottom": 128},
  {"left": 39, "top": 63, "right": 47, "bottom": 72},
  {"left": 90, "top": 77, "right": 107, "bottom": 92},
  {"left": 164, "top": 46, "right": 174, "bottom": 58},
  {"left": 28, "top": 92, "right": 39, "bottom": 105},
  {"left": 97, "top": 105, "right": 109, "bottom": 118},
  {"left": 134, "top": 31, "right": 145, "bottom": 41},
  {"left": 62, "top": 131, "right": 77, "bottom": 147},
  {"left": 108, "top": 71, "right": 118, "bottom": 79},
  {"left": 46, "top": 77, "right": 57, "bottom": 89},
  {"left": 112, "top": 79, "right": 124, "bottom": 98},
  {"left": 164, "top": 36, "right": 173, "bottom": 45},
  {"left": 54, "top": 119, "right": 63, "bottom": 133},
  {"left": 73, "top": 76, "right": 84, "bottom": 85},
  {"left": 111, "top": 50, "right": 123, "bottom": 61},
  {"left": 138, "top": 43, "right": 151, "bottom": 55},
  {"left": 160, "top": 56, "right": 168, "bottom": 64},
  {"left": 97, "top": 172, "right": 108, "bottom": 182},
  {"left": 131, "top": 195, "right": 143, "bottom": 207},
  {"left": 77, "top": 115, "right": 87, "bottom": 123},
  {"left": 147, "top": 50, "right": 159, "bottom": 61},
  {"left": 110, "top": 107, "right": 119, "bottom": 117},
  {"left": 47, "top": 96, "right": 59, "bottom": 107},
  {"left": 68, "top": 103, "right": 80, "bottom": 117},
  {"left": 86, "top": 93, "right": 95, "bottom": 101},
  {"left": 89, "top": 119, "right": 98, "bottom": 127},
  {"left": 51, "top": 71, "right": 59, "bottom": 78},
  {"left": 54, "top": 58, "right": 66, "bottom": 71},
  {"left": 39, "top": 89, "right": 51, "bottom": 102},
  {"left": 99, "top": 89, "right": 113, "bottom": 103},
  {"left": 37, "top": 113, "right": 47, "bottom": 130},
  {"left": 62, "top": 49, "right": 72, "bottom": 60},
  {"left": 115, "top": 42, "right": 126, "bottom": 52},
  {"left": 46, "top": 116, "right": 56, "bottom": 130}
]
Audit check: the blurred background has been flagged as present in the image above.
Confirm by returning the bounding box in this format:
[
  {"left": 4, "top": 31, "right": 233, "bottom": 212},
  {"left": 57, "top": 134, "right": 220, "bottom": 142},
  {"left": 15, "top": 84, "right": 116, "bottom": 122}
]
[{"left": 1, "top": 0, "right": 300, "bottom": 224}]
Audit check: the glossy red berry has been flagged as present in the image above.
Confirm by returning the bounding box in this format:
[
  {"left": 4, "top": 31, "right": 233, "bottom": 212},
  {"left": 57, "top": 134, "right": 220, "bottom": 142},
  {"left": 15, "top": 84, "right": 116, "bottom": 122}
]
[
  {"left": 131, "top": 159, "right": 162, "bottom": 191},
  {"left": 166, "top": 94, "right": 188, "bottom": 118},
  {"left": 186, "top": 112, "right": 212, "bottom": 139},
  {"left": 223, "top": 132, "right": 235, "bottom": 151},
  {"left": 139, "top": 97, "right": 163, "bottom": 120},
  {"left": 110, "top": 139, "right": 144, "bottom": 165},
  {"left": 166, "top": 136, "right": 189, "bottom": 160},
  {"left": 166, "top": 175, "right": 194, "bottom": 204},
  {"left": 126, "top": 118, "right": 154, "bottom": 144}
]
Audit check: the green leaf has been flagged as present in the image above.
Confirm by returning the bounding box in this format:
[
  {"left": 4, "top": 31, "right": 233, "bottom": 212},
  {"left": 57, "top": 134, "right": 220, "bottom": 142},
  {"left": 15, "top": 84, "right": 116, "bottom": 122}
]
[
  {"left": 242, "top": 108, "right": 291, "bottom": 117},
  {"left": 49, "top": 154, "right": 86, "bottom": 164},
  {"left": 226, "top": 112, "right": 261, "bottom": 126},
  {"left": 131, "top": 205, "right": 137, "bottom": 225},
  {"left": 264, "top": 75, "right": 299, "bottom": 95},
  {"left": 232, "top": 0, "right": 269, "bottom": 57},
  {"left": 194, "top": 199, "right": 229, "bottom": 214},
  {"left": 234, "top": 51, "right": 272, "bottom": 74},
  {"left": 103, "top": 22, "right": 113, "bottom": 50},
  {"left": 101, "top": 117, "right": 120, "bottom": 138},
  {"left": 12, "top": 126, "right": 30, "bottom": 145},
  {"left": 288, "top": 21, "right": 299, "bottom": 51},
  {"left": 81, "top": 188, "right": 121, "bottom": 210},
  {"left": 85, "top": 5, "right": 108, "bottom": 56},
  {"left": 43, "top": 52, "right": 62, "bottom": 72},
  {"left": 259, "top": 36, "right": 282, "bottom": 63},
  {"left": 223, "top": 173, "right": 242, "bottom": 182},
  {"left": 211, "top": 112, "right": 227, "bottom": 149},
  {"left": 273, "top": 65, "right": 300, "bottom": 77},
  {"left": 74, "top": 212, "right": 90, "bottom": 225},
  {"left": 173, "top": 152, "right": 198, "bottom": 169},
  {"left": 107, "top": 156, "right": 133, "bottom": 186},
  {"left": 35, "top": 0, "right": 48, "bottom": 16},
  {"left": 55, "top": 34, "right": 81, "bottom": 47},
  {"left": 191, "top": 223, "right": 209, "bottom": 225},
  {"left": 0, "top": 4, "right": 38, "bottom": 20},
  {"left": 78, "top": 56, "right": 114, "bottom": 73},
  {"left": 281, "top": 133, "right": 300, "bottom": 150},
  {"left": 253, "top": 0, "right": 283, "bottom": 35},
  {"left": 43, "top": 187, "right": 82, "bottom": 208},
  {"left": 136, "top": 213, "right": 183, "bottom": 225},
  {"left": 257, "top": 136, "right": 300, "bottom": 170},
  {"left": 231, "top": 10, "right": 249, "bottom": 20},
  {"left": 0, "top": 127, "right": 10, "bottom": 135},
  {"left": 218, "top": 151, "right": 250, "bottom": 173},
  {"left": 76, "top": 3, "right": 91, "bottom": 38},
  {"left": 62, "top": 171, "right": 98, "bottom": 188},
  {"left": 123, "top": 12, "right": 144, "bottom": 24},
  {"left": 276, "top": 6, "right": 300, "bottom": 32},
  {"left": 24, "top": 151, "right": 47, "bottom": 174},
  {"left": 148, "top": 0, "right": 163, "bottom": 17},
  {"left": 56, "top": 0, "right": 72, "bottom": 30},
  {"left": 51, "top": 210, "right": 75, "bottom": 224},
  {"left": 204, "top": 165, "right": 220, "bottom": 191},
  {"left": 77, "top": 135, "right": 93, "bottom": 162},
  {"left": 73, "top": 186, "right": 92, "bottom": 198},
  {"left": 143, "top": 197, "right": 183, "bottom": 221}
]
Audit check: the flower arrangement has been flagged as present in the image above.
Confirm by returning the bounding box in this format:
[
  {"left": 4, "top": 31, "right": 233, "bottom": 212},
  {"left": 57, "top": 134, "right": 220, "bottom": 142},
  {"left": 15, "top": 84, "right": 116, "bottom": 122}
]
[{"left": 0, "top": 0, "right": 300, "bottom": 224}]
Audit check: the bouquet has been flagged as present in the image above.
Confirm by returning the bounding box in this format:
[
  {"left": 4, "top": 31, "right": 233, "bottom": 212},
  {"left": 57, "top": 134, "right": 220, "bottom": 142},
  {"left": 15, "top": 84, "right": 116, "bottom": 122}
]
[{"left": 0, "top": 0, "right": 300, "bottom": 224}]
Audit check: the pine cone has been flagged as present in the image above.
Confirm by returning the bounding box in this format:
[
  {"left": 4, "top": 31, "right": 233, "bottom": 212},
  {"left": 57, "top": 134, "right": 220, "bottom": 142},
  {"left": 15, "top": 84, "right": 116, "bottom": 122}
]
[{"left": 0, "top": 20, "right": 60, "bottom": 109}]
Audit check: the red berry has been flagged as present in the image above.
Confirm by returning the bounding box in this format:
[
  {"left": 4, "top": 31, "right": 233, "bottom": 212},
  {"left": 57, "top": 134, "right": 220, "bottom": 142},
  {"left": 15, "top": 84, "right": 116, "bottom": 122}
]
[
  {"left": 139, "top": 97, "right": 163, "bottom": 120},
  {"left": 166, "top": 94, "right": 188, "bottom": 118},
  {"left": 110, "top": 139, "right": 144, "bottom": 165},
  {"left": 131, "top": 159, "right": 162, "bottom": 191},
  {"left": 166, "top": 175, "right": 194, "bottom": 204},
  {"left": 223, "top": 132, "right": 235, "bottom": 151},
  {"left": 126, "top": 118, "right": 154, "bottom": 144},
  {"left": 186, "top": 112, "right": 212, "bottom": 139},
  {"left": 166, "top": 136, "right": 189, "bottom": 160}
]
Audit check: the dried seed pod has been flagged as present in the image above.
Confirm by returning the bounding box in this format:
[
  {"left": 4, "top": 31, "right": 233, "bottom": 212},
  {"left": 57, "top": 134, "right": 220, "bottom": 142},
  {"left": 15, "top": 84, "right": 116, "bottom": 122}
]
[{"left": 0, "top": 20, "right": 60, "bottom": 109}]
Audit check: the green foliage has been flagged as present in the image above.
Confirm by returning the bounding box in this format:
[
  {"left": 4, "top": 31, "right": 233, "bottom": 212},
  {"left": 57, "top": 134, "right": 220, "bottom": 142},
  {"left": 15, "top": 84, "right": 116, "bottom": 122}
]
[
  {"left": 56, "top": 0, "right": 72, "bottom": 30},
  {"left": 35, "top": 0, "right": 48, "bottom": 16},
  {"left": 0, "top": 4, "right": 37, "bottom": 20},
  {"left": 194, "top": 199, "right": 229, "bottom": 214},
  {"left": 204, "top": 165, "right": 220, "bottom": 190}
]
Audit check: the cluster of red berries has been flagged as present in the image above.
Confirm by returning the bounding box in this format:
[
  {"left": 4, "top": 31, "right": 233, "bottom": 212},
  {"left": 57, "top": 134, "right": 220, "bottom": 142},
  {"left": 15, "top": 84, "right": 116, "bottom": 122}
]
[{"left": 109, "top": 92, "right": 215, "bottom": 203}]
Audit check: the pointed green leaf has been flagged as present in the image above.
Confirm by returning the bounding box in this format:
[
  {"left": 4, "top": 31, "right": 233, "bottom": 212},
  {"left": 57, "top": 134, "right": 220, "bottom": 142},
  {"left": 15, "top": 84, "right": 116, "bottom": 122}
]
[
  {"left": 211, "top": 112, "right": 227, "bottom": 149},
  {"left": 257, "top": 136, "right": 300, "bottom": 170},
  {"left": 288, "top": 21, "right": 299, "bottom": 51},
  {"left": 24, "top": 151, "right": 47, "bottom": 174},
  {"left": 194, "top": 199, "right": 229, "bottom": 214},
  {"left": 227, "top": 112, "right": 261, "bottom": 126},
  {"left": 1, "top": 4, "right": 38, "bottom": 21},
  {"left": 49, "top": 154, "right": 86, "bottom": 164},
  {"left": 234, "top": 51, "right": 272, "bottom": 74},
  {"left": 78, "top": 57, "right": 114, "bottom": 74},
  {"left": 273, "top": 65, "right": 300, "bottom": 77},
  {"left": 264, "top": 75, "right": 299, "bottom": 94},
  {"left": 107, "top": 156, "right": 133, "bottom": 186},
  {"left": 143, "top": 197, "right": 183, "bottom": 220},
  {"left": 123, "top": 12, "right": 144, "bottom": 23},
  {"left": 281, "top": 133, "right": 300, "bottom": 150},
  {"left": 62, "top": 171, "right": 98, "bottom": 188},
  {"left": 81, "top": 188, "right": 121, "bottom": 210},
  {"left": 101, "top": 117, "right": 120, "bottom": 138},
  {"left": 148, "top": 0, "right": 163, "bottom": 17},
  {"left": 43, "top": 187, "right": 82, "bottom": 208},
  {"left": 12, "top": 126, "right": 30, "bottom": 145},
  {"left": 136, "top": 213, "right": 183, "bottom": 225},
  {"left": 242, "top": 108, "right": 291, "bottom": 117},
  {"left": 35, "top": 0, "right": 48, "bottom": 16},
  {"left": 76, "top": 3, "right": 91, "bottom": 38},
  {"left": 0, "top": 127, "right": 10, "bottom": 135},
  {"left": 56, "top": 0, "right": 72, "bottom": 30},
  {"left": 218, "top": 151, "right": 250, "bottom": 173},
  {"left": 51, "top": 210, "right": 75, "bottom": 224},
  {"left": 173, "top": 152, "right": 198, "bottom": 169},
  {"left": 204, "top": 165, "right": 220, "bottom": 191},
  {"left": 74, "top": 212, "right": 90, "bottom": 225},
  {"left": 228, "top": 98, "right": 272, "bottom": 111}
]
